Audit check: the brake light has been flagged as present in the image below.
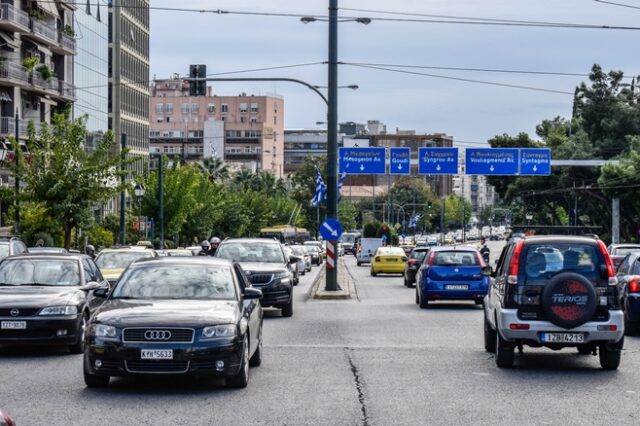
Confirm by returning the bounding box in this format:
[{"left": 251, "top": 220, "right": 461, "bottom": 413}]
[
  {"left": 509, "top": 323, "right": 530, "bottom": 330},
  {"left": 475, "top": 252, "right": 485, "bottom": 267},
  {"left": 507, "top": 239, "right": 524, "bottom": 285},
  {"left": 630, "top": 276, "right": 640, "bottom": 293},
  {"left": 597, "top": 240, "right": 616, "bottom": 285},
  {"left": 427, "top": 251, "right": 437, "bottom": 266},
  {"left": 375, "top": 256, "right": 381, "bottom": 262}
]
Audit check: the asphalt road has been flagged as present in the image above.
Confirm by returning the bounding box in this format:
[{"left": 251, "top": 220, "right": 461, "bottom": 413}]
[{"left": 2, "top": 246, "right": 640, "bottom": 425}]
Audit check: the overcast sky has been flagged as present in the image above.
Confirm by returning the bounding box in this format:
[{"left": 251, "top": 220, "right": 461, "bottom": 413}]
[{"left": 150, "top": 0, "right": 640, "bottom": 145}]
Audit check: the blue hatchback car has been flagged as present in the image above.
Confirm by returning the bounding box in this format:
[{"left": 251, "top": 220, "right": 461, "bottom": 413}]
[
  {"left": 415, "top": 246, "right": 491, "bottom": 308},
  {"left": 615, "top": 252, "right": 640, "bottom": 335}
]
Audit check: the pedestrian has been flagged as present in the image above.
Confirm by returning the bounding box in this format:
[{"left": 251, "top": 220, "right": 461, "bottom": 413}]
[{"left": 479, "top": 237, "right": 490, "bottom": 265}]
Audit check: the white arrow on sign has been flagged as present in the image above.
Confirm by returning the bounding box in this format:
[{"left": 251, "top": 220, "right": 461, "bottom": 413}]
[
  {"left": 397, "top": 163, "right": 402, "bottom": 170},
  {"left": 360, "top": 164, "right": 365, "bottom": 171},
  {"left": 322, "top": 222, "right": 339, "bottom": 237},
  {"left": 490, "top": 165, "right": 495, "bottom": 172},
  {"left": 533, "top": 165, "right": 538, "bottom": 172},
  {"left": 436, "top": 164, "right": 441, "bottom": 171}
]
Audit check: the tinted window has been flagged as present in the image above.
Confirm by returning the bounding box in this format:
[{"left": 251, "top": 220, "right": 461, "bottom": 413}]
[
  {"left": 433, "top": 251, "right": 480, "bottom": 266},
  {"left": 613, "top": 246, "right": 640, "bottom": 256},
  {"left": 82, "top": 259, "right": 95, "bottom": 282},
  {"left": 216, "top": 242, "right": 285, "bottom": 263},
  {"left": 617, "top": 256, "right": 631, "bottom": 275},
  {"left": 113, "top": 265, "right": 236, "bottom": 300},
  {"left": 410, "top": 250, "right": 428, "bottom": 261},
  {"left": 0, "top": 259, "right": 80, "bottom": 286},
  {"left": 633, "top": 260, "right": 640, "bottom": 275},
  {"left": 524, "top": 243, "right": 599, "bottom": 283}
]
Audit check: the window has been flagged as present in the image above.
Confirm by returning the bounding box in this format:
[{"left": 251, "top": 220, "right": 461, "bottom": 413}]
[
  {"left": 156, "top": 117, "right": 163, "bottom": 123},
  {"left": 150, "top": 131, "right": 160, "bottom": 137},
  {"left": 166, "top": 103, "right": 174, "bottom": 114},
  {"left": 250, "top": 103, "right": 258, "bottom": 113},
  {"left": 245, "top": 130, "right": 262, "bottom": 138},
  {"left": 191, "top": 103, "right": 199, "bottom": 113},
  {"left": 226, "top": 130, "right": 242, "bottom": 138},
  {"left": 245, "top": 147, "right": 252, "bottom": 153},
  {"left": 240, "top": 116, "right": 247, "bottom": 123},
  {"left": 221, "top": 116, "right": 227, "bottom": 122},
  {"left": 221, "top": 104, "right": 228, "bottom": 113},
  {"left": 181, "top": 103, "right": 189, "bottom": 114},
  {"left": 192, "top": 117, "right": 198, "bottom": 123},
  {"left": 155, "top": 104, "right": 163, "bottom": 114},
  {"left": 239, "top": 103, "right": 248, "bottom": 113},
  {"left": 274, "top": 116, "right": 277, "bottom": 125},
  {"left": 250, "top": 116, "right": 258, "bottom": 123},
  {"left": 166, "top": 117, "right": 173, "bottom": 123},
  {"left": 208, "top": 103, "right": 215, "bottom": 113}
]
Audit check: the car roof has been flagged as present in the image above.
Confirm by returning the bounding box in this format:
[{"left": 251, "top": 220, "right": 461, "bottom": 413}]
[
  {"left": 221, "top": 238, "right": 282, "bottom": 244},
  {"left": 131, "top": 256, "right": 235, "bottom": 267},
  {"left": 611, "top": 244, "right": 640, "bottom": 248},
  {"left": 99, "top": 248, "right": 156, "bottom": 253},
  {"left": 522, "top": 235, "right": 600, "bottom": 244},
  {"left": 8, "top": 253, "right": 86, "bottom": 260},
  {"left": 428, "top": 245, "right": 478, "bottom": 252}
]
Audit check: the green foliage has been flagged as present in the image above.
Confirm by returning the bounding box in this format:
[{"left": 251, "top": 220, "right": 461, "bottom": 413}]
[
  {"left": 362, "top": 222, "right": 379, "bottom": 238},
  {"left": 83, "top": 225, "right": 115, "bottom": 250},
  {"left": 32, "top": 232, "right": 54, "bottom": 247},
  {"left": 22, "top": 56, "right": 39, "bottom": 72},
  {"left": 62, "top": 25, "right": 75, "bottom": 37},
  {"left": 35, "top": 64, "right": 55, "bottom": 80},
  {"left": 6, "top": 203, "right": 64, "bottom": 246},
  {"left": 338, "top": 200, "right": 358, "bottom": 231}
]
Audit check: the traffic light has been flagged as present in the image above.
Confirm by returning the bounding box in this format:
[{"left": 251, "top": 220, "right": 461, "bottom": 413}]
[
  {"left": 189, "top": 64, "right": 206, "bottom": 96},
  {"left": 427, "top": 201, "right": 433, "bottom": 209}
]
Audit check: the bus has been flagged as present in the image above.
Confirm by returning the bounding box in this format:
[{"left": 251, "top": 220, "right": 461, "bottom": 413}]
[{"left": 260, "top": 226, "right": 310, "bottom": 244}]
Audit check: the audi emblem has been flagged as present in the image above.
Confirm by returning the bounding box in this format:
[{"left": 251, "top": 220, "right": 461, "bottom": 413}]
[
  {"left": 144, "top": 330, "right": 172, "bottom": 340},
  {"left": 10, "top": 308, "right": 19, "bottom": 317}
]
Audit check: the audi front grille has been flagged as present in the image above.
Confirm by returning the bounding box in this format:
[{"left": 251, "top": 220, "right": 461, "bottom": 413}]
[{"left": 122, "top": 328, "right": 195, "bottom": 343}]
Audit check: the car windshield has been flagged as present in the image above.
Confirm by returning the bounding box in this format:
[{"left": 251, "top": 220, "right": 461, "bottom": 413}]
[
  {"left": 411, "top": 250, "right": 428, "bottom": 261},
  {"left": 524, "top": 243, "right": 599, "bottom": 283},
  {"left": 112, "top": 264, "right": 236, "bottom": 300},
  {"left": 434, "top": 251, "right": 479, "bottom": 266},
  {"left": 95, "top": 251, "right": 153, "bottom": 269},
  {"left": 291, "top": 246, "right": 307, "bottom": 256},
  {"left": 342, "top": 234, "right": 356, "bottom": 244},
  {"left": 613, "top": 246, "right": 640, "bottom": 256},
  {"left": 167, "top": 250, "right": 193, "bottom": 257},
  {"left": 0, "top": 258, "right": 80, "bottom": 286},
  {"left": 378, "top": 248, "right": 405, "bottom": 256},
  {"left": 216, "top": 242, "right": 285, "bottom": 263},
  {"left": 0, "top": 245, "right": 10, "bottom": 260},
  {"left": 307, "top": 246, "right": 319, "bottom": 253}
]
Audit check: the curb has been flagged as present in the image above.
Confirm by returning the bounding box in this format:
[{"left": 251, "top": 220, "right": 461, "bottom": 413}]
[{"left": 312, "top": 257, "right": 353, "bottom": 300}]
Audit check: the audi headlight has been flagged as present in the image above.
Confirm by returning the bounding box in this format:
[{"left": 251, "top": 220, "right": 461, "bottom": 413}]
[
  {"left": 38, "top": 306, "right": 78, "bottom": 316},
  {"left": 202, "top": 324, "right": 236, "bottom": 340},
  {"left": 93, "top": 324, "right": 117, "bottom": 338}
]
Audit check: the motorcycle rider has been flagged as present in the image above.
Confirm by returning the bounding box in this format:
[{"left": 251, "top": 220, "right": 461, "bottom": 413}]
[
  {"left": 209, "top": 237, "right": 221, "bottom": 256},
  {"left": 198, "top": 240, "right": 211, "bottom": 256},
  {"left": 479, "top": 237, "right": 490, "bottom": 265},
  {"left": 85, "top": 244, "right": 96, "bottom": 260}
]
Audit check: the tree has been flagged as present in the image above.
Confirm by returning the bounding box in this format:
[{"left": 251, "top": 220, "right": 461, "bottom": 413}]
[
  {"left": 198, "top": 157, "right": 229, "bottom": 184},
  {"left": 16, "top": 112, "right": 124, "bottom": 249}
]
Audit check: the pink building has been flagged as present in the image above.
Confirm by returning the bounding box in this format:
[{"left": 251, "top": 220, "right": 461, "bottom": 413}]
[{"left": 149, "top": 77, "right": 285, "bottom": 175}]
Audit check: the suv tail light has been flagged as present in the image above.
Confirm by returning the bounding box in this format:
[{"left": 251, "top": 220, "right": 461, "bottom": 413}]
[
  {"left": 507, "top": 239, "right": 524, "bottom": 285},
  {"left": 597, "top": 240, "right": 617, "bottom": 286},
  {"left": 629, "top": 276, "right": 640, "bottom": 293}
]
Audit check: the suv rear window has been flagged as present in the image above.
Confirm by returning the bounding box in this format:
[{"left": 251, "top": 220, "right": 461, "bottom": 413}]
[
  {"left": 523, "top": 243, "right": 600, "bottom": 284},
  {"left": 434, "top": 251, "right": 479, "bottom": 266}
]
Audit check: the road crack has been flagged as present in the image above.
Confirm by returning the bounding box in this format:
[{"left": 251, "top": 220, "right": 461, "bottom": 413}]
[{"left": 346, "top": 348, "right": 370, "bottom": 426}]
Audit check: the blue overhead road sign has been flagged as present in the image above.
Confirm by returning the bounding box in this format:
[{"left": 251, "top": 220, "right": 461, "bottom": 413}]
[
  {"left": 418, "top": 148, "right": 458, "bottom": 175},
  {"left": 390, "top": 147, "right": 411, "bottom": 175},
  {"left": 339, "top": 147, "right": 386, "bottom": 174},
  {"left": 465, "top": 148, "right": 519, "bottom": 175},
  {"left": 520, "top": 148, "right": 551, "bottom": 176},
  {"left": 320, "top": 219, "right": 343, "bottom": 240}
]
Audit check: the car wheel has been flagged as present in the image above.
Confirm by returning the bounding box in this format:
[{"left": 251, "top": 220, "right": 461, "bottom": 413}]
[
  {"left": 370, "top": 269, "right": 377, "bottom": 277},
  {"left": 281, "top": 299, "right": 293, "bottom": 317},
  {"left": 418, "top": 290, "right": 429, "bottom": 309},
  {"left": 83, "top": 353, "right": 110, "bottom": 388},
  {"left": 403, "top": 276, "right": 409, "bottom": 287},
  {"left": 415, "top": 287, "right": 419, "bottom": 304},
  {"left": 69, "top": 313, "right": 88, "bottom": 354},
  {"left": 357, "top": 261, "right": 362, "bottom": 266},
  {"left": 227, "top": 336, "right": 249, "bottom": 388},
  {"left": 249, "top": 326, "right": 262, "bottom": 367},
  {"left": 495, "top": 330, "right": 515, "bottom": 368},
  {"left": 484, "top": 316, "right": 496, "bottom": 353},
  {"left": 599, "top": 338, "right": 623, "bottom": 370}
]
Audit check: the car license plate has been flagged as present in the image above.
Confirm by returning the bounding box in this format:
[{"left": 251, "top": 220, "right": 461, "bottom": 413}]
[
  {"left": 1, "top": 321, "right": 26, "bottom": 330},
  {"left": 446, "top": 284, "right": 469, "bottom": 290},
  {"left": 541, "top": 333, "right": 585, "bottom": 343},
  {"left": 141, "top": 349, "right": 173, "bottom": 360}
]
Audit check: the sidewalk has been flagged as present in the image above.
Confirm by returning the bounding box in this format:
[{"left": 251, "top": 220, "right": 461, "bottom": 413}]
[{"left": 311, "top": 256, "right": 356, "bottom": 300}]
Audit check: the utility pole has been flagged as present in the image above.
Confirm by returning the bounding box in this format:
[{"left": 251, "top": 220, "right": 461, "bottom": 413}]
[
  {"left": 440, "top": 198, "right": 446, "bottom": 245},
  {"left": 158, "top": 155, "right": 165, "bottom": 248},
  {"left": 118, "top": 134, "right": 126, "bottom": 245},
  {"left": 612, "top": 198, "right": 620, "bottom": 244},
  {"left": 13, "top": 110, "right": 19, "bottom": 235}
]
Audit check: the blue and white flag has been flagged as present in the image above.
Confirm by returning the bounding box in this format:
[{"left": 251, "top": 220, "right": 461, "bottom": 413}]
[
  {"left": 311, "top": 166, "right": 326, "bottom": 207},
  {"left": 337, "top": 169, "right": 347, "bottom": 202},
  {"left": 409, "top": 214, "right": 422, "bottom": 228}
]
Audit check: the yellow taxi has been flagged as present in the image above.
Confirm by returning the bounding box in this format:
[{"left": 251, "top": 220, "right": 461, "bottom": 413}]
[
  {"left": 370, "top": 246, "right": 408, "bottom": 276},
  {"left": 94, "top": 247, "right": 157, "bottom": 285}
]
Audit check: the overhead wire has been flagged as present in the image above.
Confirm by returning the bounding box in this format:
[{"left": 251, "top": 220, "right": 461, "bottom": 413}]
[{"left": 594, "top": 0, "right": 640, "bottom": 10}]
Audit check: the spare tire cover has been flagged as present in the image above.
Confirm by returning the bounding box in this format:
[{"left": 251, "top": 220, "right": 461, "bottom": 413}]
[{"left": 541, "top": 272, "right": 597, "bottom": 329}]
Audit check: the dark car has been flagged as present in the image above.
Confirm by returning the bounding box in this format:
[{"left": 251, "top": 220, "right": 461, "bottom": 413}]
[
  {"left": 615, "top": 252, "right": 640, "bottom": 335},
  {"left": 415, "top": 246, "right": 491, "bottom": 308},
  {"left": 84, "top": 257, "right": 263, "bottom": 388},
  {"left": 0, "top": 254, "right": 107, "bottom": 353},
  {"left": 0, "top": 236, "right": 28, "bottom": 261},
  {"left": 306, "top": 246, "right": 322, "bottom": 265},
  {"left": 216, "top": 238, "right": 296, "bottom": 317},
  {"left": 403, "top": 247, "right": 429, "bottom": 287},
  {"left": 484, "top": 236, "right": 623, "bottom": 370},
  {"left": 608, "top": 243, "right": 640, "bottom": 270}
]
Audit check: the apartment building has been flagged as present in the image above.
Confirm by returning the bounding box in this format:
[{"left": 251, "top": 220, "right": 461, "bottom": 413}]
[
  {"left": 149, "top": 76, "right": 285, "bottom": 175},
  {"left": 0, "top": 0, "right": 76, "bottom": 184},
  {"left": 109, "top": 0, "right": 149, "bottom": 175}
]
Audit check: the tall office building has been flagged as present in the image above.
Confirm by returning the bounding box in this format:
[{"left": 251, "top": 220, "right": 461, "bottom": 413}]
[
  {"left": 74, "top": 0, "right": 108, "bottom": 151},
  {"left": 109, "top": 0, "right": 149, "bottom": 175}
]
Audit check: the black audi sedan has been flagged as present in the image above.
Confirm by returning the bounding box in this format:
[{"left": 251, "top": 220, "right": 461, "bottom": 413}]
[
  {"left": 0, "top": 254, "right": 106, "bottom": 353},
  {"left": 84, "top": 257, "right": 263, "bottom": 388}
]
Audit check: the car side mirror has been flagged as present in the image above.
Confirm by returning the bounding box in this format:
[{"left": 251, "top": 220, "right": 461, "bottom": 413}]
[
  {"left": 243, "top": 287, "right": 263, "bottom": 300},
  {"left": 481, "top": 266, "right": 493, "bottom": 277},
  {"left": 80, "top": 281, "right": 101, "bottom": 291},
  {"left": 93, "top": 285, "right": 110, "bottom": 298},
  {"left": 289, "top": 255, "right": 301, "bottom": 264}
]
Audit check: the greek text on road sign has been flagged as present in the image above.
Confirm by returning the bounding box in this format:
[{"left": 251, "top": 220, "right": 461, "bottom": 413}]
[
  {"left": 520, "top": 148, "right": 551, "bottom": 176},
  {"left": 339, "top": 147, "right": 386, "bottom": 174},
  {"left": 465, "top": 148, "right": 519, "bottom": 175},
  {"left": 390, "top": 147, "right": 411, "bottom": 175},
  {"left": 320, "top": 219, "right": 343, "bottom": 240},
  {"left": 419, "top": 148, "right": 459, "bottom": 175}
]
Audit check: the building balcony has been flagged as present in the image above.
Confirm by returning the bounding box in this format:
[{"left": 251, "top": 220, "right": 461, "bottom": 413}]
[
  {"left": 56, "top": 80, "right": 76, "bottom": 101},
  {"left": 0, "top": 116, "right": 43, "bottom": 139},
  {"left": 0, "top": 60, "right": 30, "bottom": 87},
  {"left": 225, "top": 137, "right": 261, "bottom": 144},
  {"left": 31, "top": 73, "right": 59, "bottom": 94},
  {"left": 0, "top": 3, "right": 30, "bottom": 33},
  {"left": 51, "top": 32, "right": 76, "bottom": 55},
  {"left": 27, "top": 18, "right": 58, "bottom": 45}
]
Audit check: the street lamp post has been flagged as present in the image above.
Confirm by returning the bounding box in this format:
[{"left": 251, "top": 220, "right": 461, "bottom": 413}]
[
  {"left": 526, "top": 213, "right": 533, "bottom": 227},
  {"left": 134, "top": 183, "right": 145, "bottom": 242}
]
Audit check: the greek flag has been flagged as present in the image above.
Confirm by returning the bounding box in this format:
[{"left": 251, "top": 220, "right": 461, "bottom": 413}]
[
  {"left": 337, "top": 169, "right": 347, "bottom": 202},
  {"left": 409, "top": 214, "right": 422, "bottom": 228},
  {"left": 311, "top": 166, "right": 326, "bottom": 207}
]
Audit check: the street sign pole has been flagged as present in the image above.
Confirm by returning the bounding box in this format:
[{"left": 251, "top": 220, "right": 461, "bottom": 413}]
[{"left": 325, "top": 0, "right": 339, "bottom": 291}]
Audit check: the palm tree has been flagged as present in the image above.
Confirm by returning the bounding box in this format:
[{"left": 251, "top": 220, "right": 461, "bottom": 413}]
[
  {"left": 233, "top": 169, "right": 255, "bottom": 191},
  {"left": 254, "top": 171, "right": 277, "bottom": 193},
  {"left": 199, "top": 157, "right": 230, "bottom": 184}
]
